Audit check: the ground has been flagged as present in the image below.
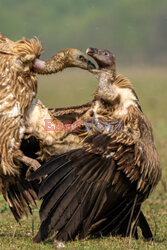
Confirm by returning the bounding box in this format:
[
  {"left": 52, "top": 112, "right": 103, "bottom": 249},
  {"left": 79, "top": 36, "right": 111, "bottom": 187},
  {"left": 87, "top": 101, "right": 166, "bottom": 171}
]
[{"left": 0, "top": 67, "right": 166, "bottom": 249}]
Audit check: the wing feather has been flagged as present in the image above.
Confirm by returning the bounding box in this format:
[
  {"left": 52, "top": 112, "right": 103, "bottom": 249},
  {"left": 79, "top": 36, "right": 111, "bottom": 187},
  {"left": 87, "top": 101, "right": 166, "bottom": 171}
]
[{"left": 30, "top": 130, "right": 157, "bottom": 242}]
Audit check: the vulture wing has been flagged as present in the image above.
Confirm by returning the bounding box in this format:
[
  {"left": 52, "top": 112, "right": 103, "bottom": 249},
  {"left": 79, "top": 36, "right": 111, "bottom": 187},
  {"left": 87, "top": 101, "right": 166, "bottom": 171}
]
[
  {"left": 2, "top": 162, "right": 39, "bottom": 221},
  {"left": 30, "top": 129, "right": 157, "bottom": 242},
  {"left": 48, "top": 102, "right": 92, "bottom": 124}
]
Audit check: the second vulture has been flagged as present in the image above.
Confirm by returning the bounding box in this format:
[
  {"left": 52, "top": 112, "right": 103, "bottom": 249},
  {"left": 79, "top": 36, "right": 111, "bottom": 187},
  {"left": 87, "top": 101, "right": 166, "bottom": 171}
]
[{"left": 29, "top": 48, "right": 161, "bottom": 242}]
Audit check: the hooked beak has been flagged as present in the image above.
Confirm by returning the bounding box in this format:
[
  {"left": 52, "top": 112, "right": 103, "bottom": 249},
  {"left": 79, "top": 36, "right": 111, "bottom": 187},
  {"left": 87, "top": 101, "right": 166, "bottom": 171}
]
[
  {"left": 87, "top": 60, "right": 96, "bottom": 70},
  {"left": 86, "top": 48, "right": 98, "bottom": 57},
  {"left": 86, "top": 48, "right": 99, "bottom": 72}
]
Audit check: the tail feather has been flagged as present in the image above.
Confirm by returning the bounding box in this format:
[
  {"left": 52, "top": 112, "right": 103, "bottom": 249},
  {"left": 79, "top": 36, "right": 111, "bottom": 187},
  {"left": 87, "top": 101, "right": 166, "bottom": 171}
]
[
  {"left": 7, "top": 188, "right": 29, "bottom": 218},
  {"left": 2, "top": 177, "right": 39, "bottom": 221}
]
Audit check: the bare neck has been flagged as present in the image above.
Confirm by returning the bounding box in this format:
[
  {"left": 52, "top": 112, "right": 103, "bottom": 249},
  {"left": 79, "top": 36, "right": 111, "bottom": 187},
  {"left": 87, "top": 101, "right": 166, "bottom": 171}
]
[
  {"left": 94, "top": 73, "right": 140, "bottom": 118},
  {"left": 40, "top": 52, "right": 69, "bottom": 74}
]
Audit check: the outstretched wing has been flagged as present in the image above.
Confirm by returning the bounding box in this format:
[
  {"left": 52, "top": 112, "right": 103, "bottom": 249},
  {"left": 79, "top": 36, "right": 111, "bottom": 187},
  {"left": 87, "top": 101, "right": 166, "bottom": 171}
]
[{"left": 29, "top": 131, "right": 152, "bottom": 242}]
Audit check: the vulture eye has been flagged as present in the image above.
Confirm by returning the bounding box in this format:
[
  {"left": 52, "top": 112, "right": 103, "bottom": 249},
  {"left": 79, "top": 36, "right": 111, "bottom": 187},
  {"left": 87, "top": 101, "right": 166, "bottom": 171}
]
[
  {"left": 78, "top": 55, "right": 85, "bottom": 62},
  {"left": 101, "top": 51, "right": 109, "bottom": 56}
]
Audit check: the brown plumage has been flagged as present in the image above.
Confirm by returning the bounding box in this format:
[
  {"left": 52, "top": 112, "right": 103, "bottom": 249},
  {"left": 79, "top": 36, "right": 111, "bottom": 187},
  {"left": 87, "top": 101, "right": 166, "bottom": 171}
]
[
  {"left": 0, "top": 34, "right": 43, "bottom": 221},
  {"left": 29, "top": 48, "right": 161, "bottom": 242},
  {"left": 0, "top": 33, "right": 95, "bottom": 221},
  {"left": 22, "top": 101, "right": 91, "bottom": 163},
  {"left": 0, "top": 34, "right": 43, "bottom": 176},
  {"left": 22, "top": 49, "right": 95, "bottom": 162}
]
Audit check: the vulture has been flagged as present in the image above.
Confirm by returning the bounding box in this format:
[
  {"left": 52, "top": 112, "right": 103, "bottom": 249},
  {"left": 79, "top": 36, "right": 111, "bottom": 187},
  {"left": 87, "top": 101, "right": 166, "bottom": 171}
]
[
  {"left": 29, "top": 48, "right": 161, "bottom": 242},
  {"left": 0, "top": 33, "right": 94, "bottom": 221}
]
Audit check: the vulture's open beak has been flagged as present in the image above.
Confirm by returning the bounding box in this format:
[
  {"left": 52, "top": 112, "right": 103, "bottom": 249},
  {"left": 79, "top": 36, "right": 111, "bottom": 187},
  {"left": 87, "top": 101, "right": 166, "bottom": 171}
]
[
  {"left": 87, "top": 60, "right": 96, "bottom": 70},
  {"left": 86, "top": 48, "right": 99, "bottom": 71}
]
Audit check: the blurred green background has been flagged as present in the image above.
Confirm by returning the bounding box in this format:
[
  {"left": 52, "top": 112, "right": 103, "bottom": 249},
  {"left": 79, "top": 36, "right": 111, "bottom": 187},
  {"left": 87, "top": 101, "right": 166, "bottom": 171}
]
[
  {"left": 1, "top": 0, "right": 166, "bottom": 106},
  {"left": 0, "top": 1, "right": 167, "bottom": 249},
  {"left": 0, "top": 0, "right": 167, "bottom": 64}
]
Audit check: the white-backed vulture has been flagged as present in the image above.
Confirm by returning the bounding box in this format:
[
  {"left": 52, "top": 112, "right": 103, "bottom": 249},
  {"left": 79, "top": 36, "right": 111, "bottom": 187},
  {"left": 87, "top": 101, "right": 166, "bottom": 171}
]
[
  {"left": 0, "top": 33, "right": 95, "bottom": 221},
  {"left": 29, "top": 48, "right": 161, "bottom": 242}
]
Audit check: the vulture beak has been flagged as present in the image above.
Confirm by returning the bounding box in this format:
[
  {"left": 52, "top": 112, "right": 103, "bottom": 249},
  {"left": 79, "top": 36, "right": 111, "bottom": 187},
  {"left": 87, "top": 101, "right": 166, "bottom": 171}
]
[
  {"left": 87, "top": 60, "right": 96, "bottom": 70},
  {"left": 86, "top": 47, "right": 115, "bottom": 73},
  {"left": 86, "top": 48, "right": 99, "bottom": 72},
  {"left": 86, "top": 48, "right": 98, "bottom": 56}
]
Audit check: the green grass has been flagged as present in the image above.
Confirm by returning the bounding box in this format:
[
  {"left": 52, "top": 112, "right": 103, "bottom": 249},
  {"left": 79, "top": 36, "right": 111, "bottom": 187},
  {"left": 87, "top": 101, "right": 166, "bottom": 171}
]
[{"left": 0, "top": 67, "right": 167, "bottom": 249}]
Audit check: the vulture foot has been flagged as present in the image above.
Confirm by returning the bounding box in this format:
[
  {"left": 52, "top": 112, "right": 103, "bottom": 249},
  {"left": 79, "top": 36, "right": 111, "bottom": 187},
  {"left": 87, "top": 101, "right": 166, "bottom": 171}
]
[{"left": 17, "top": 155, "right": 41, "bottom": 179}]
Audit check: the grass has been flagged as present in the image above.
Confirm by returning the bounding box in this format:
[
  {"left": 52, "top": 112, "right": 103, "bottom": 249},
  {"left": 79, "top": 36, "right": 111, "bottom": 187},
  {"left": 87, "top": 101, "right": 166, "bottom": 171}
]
[{"left": 0, "top": 67, "right": 167, "bottom": 249}]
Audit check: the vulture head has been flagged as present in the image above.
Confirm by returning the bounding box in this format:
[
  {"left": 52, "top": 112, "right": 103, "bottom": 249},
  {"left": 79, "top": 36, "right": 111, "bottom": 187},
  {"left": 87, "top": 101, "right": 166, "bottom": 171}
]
[
  {"left": 86, "top": 47, "right": 115, "bottom": 71},
  {"left": 12, "top": 38, "right": 43, "bottom": 75},
  {"left": 86, "top": 47, "right": 116, "bottom": 82},
  {"left": 0, "top": 37, "right": 43, "bottom": 76},
  {"left": 33, "top": 48, "right": 95, "bottom": 74},
  {"left": 87, "top": 48, "right": 138, "bottom": 109}
]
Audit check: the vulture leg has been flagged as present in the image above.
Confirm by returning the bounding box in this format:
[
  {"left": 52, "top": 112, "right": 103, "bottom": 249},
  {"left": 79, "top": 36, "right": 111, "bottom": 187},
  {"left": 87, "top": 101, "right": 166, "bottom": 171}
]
[
  {"left": 138, "top": 211, "right": 153, "bottom": 240},
  {"left": 17, "top": 155, "right": 41, "bottom": 179},
  {"left": 126, "top": 195, "right": 138, "bottom": 237}
]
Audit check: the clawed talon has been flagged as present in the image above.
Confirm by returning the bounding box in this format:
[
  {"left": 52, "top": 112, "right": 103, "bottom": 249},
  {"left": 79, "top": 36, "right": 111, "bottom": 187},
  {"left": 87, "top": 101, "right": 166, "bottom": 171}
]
[
  {"left": 17, "top": 155, "right": 41, "bottom": 180},
  {"left": 26, "top": 160, "right": 41, "bottom": 180}
]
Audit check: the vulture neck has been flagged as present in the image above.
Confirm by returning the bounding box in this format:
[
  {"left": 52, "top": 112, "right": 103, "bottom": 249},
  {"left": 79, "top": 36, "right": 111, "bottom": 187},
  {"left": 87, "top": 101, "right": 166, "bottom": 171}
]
[
  {"left": 39, "top": 51, "right": 70, "bottom": 74},
  {"left": 95, "top": 73, "right": 140, "bottom": 118}
]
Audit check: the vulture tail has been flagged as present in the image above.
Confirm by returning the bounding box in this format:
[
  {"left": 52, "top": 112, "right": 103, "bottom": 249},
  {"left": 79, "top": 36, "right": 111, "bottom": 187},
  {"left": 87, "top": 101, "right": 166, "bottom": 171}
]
[
  {"left": 1, "top": 160, "right": 39, "bottom": 221},
  {"left": 2, "top": 177, "right": 39, "bottom": 221}
]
